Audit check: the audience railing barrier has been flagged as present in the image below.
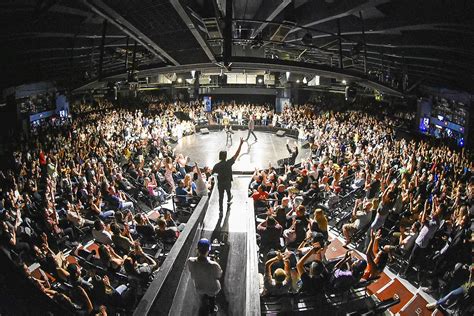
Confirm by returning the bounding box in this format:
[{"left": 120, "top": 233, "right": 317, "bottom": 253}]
[
  {"left": 133, "top": 195, "right": 210, "bottom": 316},
  {"left": 246, "top": 192, "right": 262, "bottom": 316}
]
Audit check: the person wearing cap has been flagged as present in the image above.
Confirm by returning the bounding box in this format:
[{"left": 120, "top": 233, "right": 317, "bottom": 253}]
[
  {"left": 212, "top": 138, "right": 244, "bottom": 213},
  {"left": 187, "top": 238, "right": 223, "bottom": 314},
  {"left": 264, "top": 251, "right": 291, "bottom": 296}
]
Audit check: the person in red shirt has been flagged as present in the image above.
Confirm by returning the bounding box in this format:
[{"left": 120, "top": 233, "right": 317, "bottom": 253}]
[
  {"left": 39, "top": 150, "right": 46, "bottom": 166},
  {"left": 252, "top": 184, "right": 269, "bottom": 212},
  {"left": 252, "top": 184, "right": 269, "bottom": 201}
]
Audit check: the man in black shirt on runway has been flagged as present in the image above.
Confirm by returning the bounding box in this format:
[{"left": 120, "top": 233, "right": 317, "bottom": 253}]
[{"left": 212, "top": 138, "right": 244, "bottom": 213}]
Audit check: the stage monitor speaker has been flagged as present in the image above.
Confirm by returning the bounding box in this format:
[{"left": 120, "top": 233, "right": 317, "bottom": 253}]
[
  {"left": 276, "top": 130, "right": 286, "bottom": 137},
  {"left": 201, "top": 128, "right": 209, "bottom": 134}
]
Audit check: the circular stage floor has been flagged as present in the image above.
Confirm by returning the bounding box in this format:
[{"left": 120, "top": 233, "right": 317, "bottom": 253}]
[{"left": 173, "top": 130, "right": 310, "bottom": 172}]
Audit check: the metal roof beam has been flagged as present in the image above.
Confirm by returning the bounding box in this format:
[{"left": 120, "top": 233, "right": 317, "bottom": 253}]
[
  {"left": 250, "top": 0, "right": 291, "bottom": 39},
  {"left": 289, "top": 0, "right": 390, "bottom": 35},
  {"left": 169, "top": 0, "right": 216, "bottom": 62},
  {"left": 82, "top": 0, "right": 179, "bottom": 65}
]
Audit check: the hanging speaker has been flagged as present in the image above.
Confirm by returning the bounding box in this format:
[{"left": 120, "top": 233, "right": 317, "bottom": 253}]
[{"left": 345, "top": 85, "right": 357, "bottom": 103}]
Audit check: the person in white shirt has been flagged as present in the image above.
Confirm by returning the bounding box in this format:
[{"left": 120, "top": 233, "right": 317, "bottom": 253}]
[
  {"left": 92, "top": 220, "right": 113, "bottom": 245},
  {"left": 194, "top": 162, "right": 209, "bottom": 197},
  {"left": 187, "top": 238, "right": 222, "bottom": 314}
]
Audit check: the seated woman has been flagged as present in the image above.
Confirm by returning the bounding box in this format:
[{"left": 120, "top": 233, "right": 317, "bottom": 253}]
[
  {"left": 104, "top": 181, "right": 134, "bottom": 211},
  {"left": 110, "top": 223, "right": 134, "bottom": 255},
  {"left": 362, "top": 230, "right": 389, "bottom": 281},
  {"left": 91, "top": 274, "right": 128, "bottom": 308},
  {"left": 98, "top": 244, "right": 125, "bottom": 273},
  {"left": 65, "top": 201, "right": 94, "bottom": 229},
  {"left": 329, "top": 251, "right": 367, "bottom": 292},
  {"left": 86, "top": 194, "right": 115, "bottom": 221},
  {"left": 308, "top": 208, "right": 329, "bottom": 242},
  {"left": 144, "top": 174, "right": 169, "bottom": 203}
]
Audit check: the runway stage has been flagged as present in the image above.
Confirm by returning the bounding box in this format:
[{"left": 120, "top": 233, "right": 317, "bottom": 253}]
[{"left": 173, "top": 130, "right": 311, "bottom": 172}]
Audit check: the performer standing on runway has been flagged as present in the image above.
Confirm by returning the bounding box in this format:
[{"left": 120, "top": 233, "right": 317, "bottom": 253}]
[
  {"left": 222, "top": 116, "right": 234, "bottom": 146},
  {"left": 246, "top": 114, "right": 257, "bottom": 142},
  {"left": 212, "top": 138, "right": 244, "bottom": 213},
  {"left": 187, "top": 238, "right": 223, "bottom": 314},
  {"left": 286, "top": 139, "right": 299, "bottom": 165}
]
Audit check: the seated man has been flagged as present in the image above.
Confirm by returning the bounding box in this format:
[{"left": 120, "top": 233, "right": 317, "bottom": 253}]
[
  {"left": 426, "top": 265, "right": 473, "bottom": 311},
  {"left": 342, "top": 199, "right": 372, "bottom": 246},
  {"left": 175, "top": 180, "right": 192, "bottom": 205},
  {"left": 155, "top": 218, "right": 177, "bottom": 244},
  {"left": 263, "top": 251, "right": 292, "bottom": 296},
  {"left": 383, "top": 221, "right": 420, "bottom": 258},
  {"left": 92, "top": 219, "right": 113, "bottom": 245},
  {"left": 134, "top": 213, "right": 156, "bottom": 241},
  {"left": 257, "top": 216, "right": 283, "bottom": 256},
  {"left": 296, "top": 244, "right": 328, "bottom": 294},
  {"left": 252, "top": 184, "right": 269, "bottom": 211}
]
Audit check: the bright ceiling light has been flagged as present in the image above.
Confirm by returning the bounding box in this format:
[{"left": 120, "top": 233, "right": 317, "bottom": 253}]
[
  {"left": 296, "top": 79, "right": 300, "bottom": 83},
  {"left": 177, "top": 78, "right": 183, "bottom": 83},
  {"left": 342, "top": 79, "right": 347, "bottom": 85},
  {"left": 191, "top": 70, "right": 196, "bottom": 79},
  {"left": 258, "top": 78, "right": 263, "bottom": 84},
  {"left": 286, "top": 71, "right": 290, "bottom": 80},
  {"left": 302, "top": 77, "right": 307, "bottom": 84}
]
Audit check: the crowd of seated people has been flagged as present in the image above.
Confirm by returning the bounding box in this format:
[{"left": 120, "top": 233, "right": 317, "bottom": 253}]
[
  {"left": 0, "top": 97, "right": 471, "bottom": 313},
  {"left": 0, "top": 103, "right": 211, "bottom": 314},
  {"left": 251, "top": 110, "right": 472, "bottom": 313}
]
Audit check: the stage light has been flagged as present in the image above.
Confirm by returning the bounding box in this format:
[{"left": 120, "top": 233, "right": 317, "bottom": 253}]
[
  {"left": 191, "top": 70, "right": 196, "bottom": 79},
  {"left": 286, "top": 71, "right": 290, "bottom": 80},
  {"left": 177, "top": 78, "right": 183, "bottom": 83},
  {"left": 302, "top": 77, "right": 307, "bottom": 84},
  {"left": 258, "top": 78, "right": 263, "bottom": 84},
  {"left": 296, "top": 79, "right": 300, "bottom": 83},
  {"left": 342, "top": 79, "right": 347, "bottom": 85}
]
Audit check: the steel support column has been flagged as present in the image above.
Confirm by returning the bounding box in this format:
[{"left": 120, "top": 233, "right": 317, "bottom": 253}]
[
  {"left": 359, "top": 11, "right": 367, "bottom": 74},
  {"left": 337, "top": 19, "right": 343, "bottom": 69},
  {"left": 98, "top": 19, "right": 108, "bottom": 79},
  {"left": 223, "top": 0, "right": 233, "bottom": 69}
]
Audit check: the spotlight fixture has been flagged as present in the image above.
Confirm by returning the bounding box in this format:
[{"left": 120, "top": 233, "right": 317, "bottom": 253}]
[
  {"left": 177, "top": 78, "right": 183, "bottom": 83},
  {"left": 296, "top": 79, "right": 300, "bottom": 83},
  {"left": 302, "top": 77, "right": 307, "bottom": 84},
  {"left": 341, "top": 79, "right": 347, "bottom": 85},
  {"left": 258, "top": 78, "right": 263, "bottom": 84},
  {"left": 286, "top": 71, "right": 290, "bottom": 80},
  {"left": 191, "top": 70, "right": 196, "bottom": 79}
]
